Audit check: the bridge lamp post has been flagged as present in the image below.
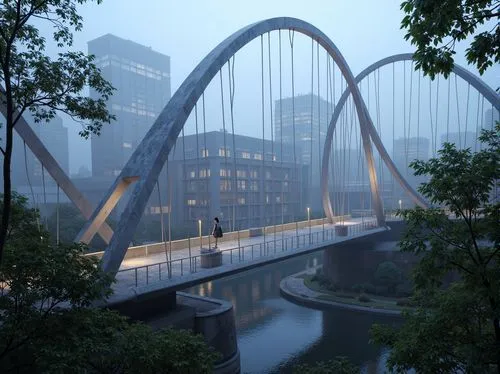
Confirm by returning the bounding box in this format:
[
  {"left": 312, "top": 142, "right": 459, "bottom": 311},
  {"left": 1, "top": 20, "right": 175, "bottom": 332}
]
[
  {"left": 198, "top": 219, "right": 202, "bottom": 249},
  {"left": 398, "top": 199, "right": 402, "bottom": 212},
  {"left": 307, "top": 207, "right": 311, "bottom": 244}
]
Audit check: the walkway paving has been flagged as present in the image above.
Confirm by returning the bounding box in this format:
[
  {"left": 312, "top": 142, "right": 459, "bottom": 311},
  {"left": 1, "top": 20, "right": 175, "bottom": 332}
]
[{"left": 108, "top": 217, "right": 379, "bottom": 302}]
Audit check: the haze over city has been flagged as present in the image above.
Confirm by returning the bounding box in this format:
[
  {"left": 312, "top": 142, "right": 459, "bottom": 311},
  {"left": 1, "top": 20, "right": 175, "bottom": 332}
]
[{"left": 32, "top": 0, "right": 499, "bottom": 175}]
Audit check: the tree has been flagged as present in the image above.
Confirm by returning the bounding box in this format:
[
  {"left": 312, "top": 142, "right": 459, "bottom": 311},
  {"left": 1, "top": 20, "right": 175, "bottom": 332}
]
[
  {"left": 401, "top": 0, "right": 500, "bottom": 77},
  {"left": 293, "top": 357, "right": 359, "bottom": 374},
  {"left": 374, "top": 261, "right": 403, "bottom": 295},
  {"left": 0, "top": 0, "right": 115, "bottom": 264},
  {"left": 371, "top": 125, "right": 500, "bottom": 373},
  {"left": 0, "top": 192, "right": 219, "bottom": 373}
]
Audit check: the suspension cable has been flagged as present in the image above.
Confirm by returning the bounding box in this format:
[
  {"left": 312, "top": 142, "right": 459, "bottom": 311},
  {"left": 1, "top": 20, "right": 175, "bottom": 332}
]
[
  {"left": 219, "top": 69, "right": 230, "bottom": 231},
  {"left": 434, "top": 76, "right": 441, "bottom": 155},
  {"left": 279, "top": 30, "right": 285, "bottom": 242},
  {"left": 228, "top": 55, "right": 239, "bottom": 246},
  {"left": 166, "top": 153, "right": 173, "bottom": 276},
  {"left": 267, "top": 32, "right": 276, "bottom": 241},
  {"left": 23, "top": 141, "right": 40, "bottom": 230},
  {"left": 41, "top": 164, "right": 48, "bottom": 230},
  {"left": 310, "top": 38, "right": 314, "bottom": 210},
  {"left": 56, "top": 184, "right": 60, "bottom": 246},
  {"left": 316, "top": 41, "right": 321, "bottom": 220},
  {"left": 475, "top": 90, "right": 481, "bottom": 152},
  {"left": 446, "top": 76, "right": 451, "bottom": 143},
  {"left": 464, "top": 82, "right": 470, "bottom": 148},
  {"left": 454, "top": 74, "right": 462, "bottom": 146},
  {"left": 416, "top": 67, "right": 421, "bottom": 157},
  {"left": 392, "top": 63, "right": 395, "bottom": 211},
  {"left": 288, "top": 29, "right": 298, "bottom": 236},
  {"left": 202, "top": 93, "right": 209, "bottom": 221},
  {"left": 260, "top": 34, "right": 267, "bottom": 244}
]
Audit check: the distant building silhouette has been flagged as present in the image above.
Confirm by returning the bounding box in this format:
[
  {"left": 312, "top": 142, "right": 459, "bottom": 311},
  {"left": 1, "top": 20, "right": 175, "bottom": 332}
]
[
  {"left": 274, "top": 94, "right": 329, "bottom": 187},
  {"left": 88, "top": 34, "right": 171, "bottom": 178},
  {"left": 440, "top": 131, "right": 477, "bottom": 151},
  {"left": 161, "top": 131, "right": 308, "bottom": 231},
  {"left": 484, "top": 108, "right": 499, "bottom": 131}
]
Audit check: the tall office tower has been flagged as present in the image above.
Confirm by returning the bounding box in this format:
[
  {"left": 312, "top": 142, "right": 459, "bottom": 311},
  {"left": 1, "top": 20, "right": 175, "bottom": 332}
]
[
  {"left": 393, "top": 137, "right": 430, "bottom": 207},
  {"left": 484, "top": 108, "right": 499, "bottom": 130},
  {"left": 11, "top": 113, "right": 69, "bottom": 187},
  {"left": 88, "top": 34, "right": 171, "bottom": 177},
  {"left": 274, "top": 94, "right": 329, "bottom": 187},
  {"left": 440, "top": 131, "right": 477, "bottom": 151}
]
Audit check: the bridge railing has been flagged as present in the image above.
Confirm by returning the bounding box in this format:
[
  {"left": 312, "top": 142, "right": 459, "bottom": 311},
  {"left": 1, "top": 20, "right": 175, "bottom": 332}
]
[
  {"left": 115, "top": 218, "right": 379, "bottom": 288},
  {"left": 86, "top": 215, "right": 352, "bottom": 260}
]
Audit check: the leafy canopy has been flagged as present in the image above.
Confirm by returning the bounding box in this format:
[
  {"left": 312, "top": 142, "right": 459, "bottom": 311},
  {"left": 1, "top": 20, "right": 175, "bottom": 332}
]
[
  {"left": 0, "top": 0, "right": 114, "bottom": 137},
  {"left": 0, "top": 193, "right": 219, "bottom": 373},
  {"left": 401, "top": 0, "right": 500, "bottom": 77},
  {"left": 371, "top": 124, "right": 500, "bottom": 373}
]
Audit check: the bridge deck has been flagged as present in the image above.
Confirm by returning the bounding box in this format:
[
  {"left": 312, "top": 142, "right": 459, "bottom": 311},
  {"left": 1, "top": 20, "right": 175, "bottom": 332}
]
[{"left": 105, "top": 217, "right": 383, "bottom": 305}]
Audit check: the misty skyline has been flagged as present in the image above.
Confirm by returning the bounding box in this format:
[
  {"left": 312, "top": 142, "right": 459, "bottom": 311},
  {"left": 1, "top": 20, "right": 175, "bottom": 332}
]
[{"left": 31, "top": 0, "right": 499, "bottom": 174}]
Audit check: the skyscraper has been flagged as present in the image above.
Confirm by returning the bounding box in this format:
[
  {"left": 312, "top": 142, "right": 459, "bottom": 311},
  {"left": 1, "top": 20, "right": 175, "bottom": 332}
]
[
  {"left": 88, "top": 34, "right": 171, "bottom": 177},
  {"left": 274, "top": 94, "right": 329, "bottom": 187}
]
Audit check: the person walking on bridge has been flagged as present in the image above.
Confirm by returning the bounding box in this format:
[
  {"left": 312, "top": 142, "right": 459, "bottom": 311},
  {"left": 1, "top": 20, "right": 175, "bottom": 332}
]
[{"left": 212, "top": 217, "right": 223, "bottom": 249}]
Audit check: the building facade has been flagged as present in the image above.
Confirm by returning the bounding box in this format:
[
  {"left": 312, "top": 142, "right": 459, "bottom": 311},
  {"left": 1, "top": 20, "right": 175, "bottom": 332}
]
[
  {"left": 88, "top": 34, "right": 171, "bottom": 178},
  {"left": 157, "top": 131, "right": 308, "bottom": 233},
  {"left": 274, "top": 94, "right": 329, "bottom": 190}
]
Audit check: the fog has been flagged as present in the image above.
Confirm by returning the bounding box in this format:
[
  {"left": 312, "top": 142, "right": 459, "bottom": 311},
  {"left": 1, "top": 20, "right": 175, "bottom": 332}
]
[{"left": 32, "top": 0, "right": 499, "bottom": 174}]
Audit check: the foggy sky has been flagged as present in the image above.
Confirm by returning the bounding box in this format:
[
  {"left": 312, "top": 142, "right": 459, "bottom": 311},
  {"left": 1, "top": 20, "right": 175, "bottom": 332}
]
[{"left": 37, "top": 0, "right": 500, "bottom": 174}]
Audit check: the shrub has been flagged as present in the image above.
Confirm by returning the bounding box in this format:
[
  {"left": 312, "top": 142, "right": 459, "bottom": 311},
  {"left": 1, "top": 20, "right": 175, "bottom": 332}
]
[
  {"left": 358, "top": 294, "right": 371, "bottom": 303},
  {"left": 361, "top": 282, "right": 377, "bottom": 295},
  {"left": 293, "top": 357, "right": 358, "bottom": 374},
  {"left": 374, "top": 261, "right": 403, "bottom": 294}
]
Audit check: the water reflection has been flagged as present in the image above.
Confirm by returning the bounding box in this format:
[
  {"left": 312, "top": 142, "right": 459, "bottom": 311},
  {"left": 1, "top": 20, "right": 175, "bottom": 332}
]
[{"left": 186, "top": 251, "right": 397, "bottom": 373}]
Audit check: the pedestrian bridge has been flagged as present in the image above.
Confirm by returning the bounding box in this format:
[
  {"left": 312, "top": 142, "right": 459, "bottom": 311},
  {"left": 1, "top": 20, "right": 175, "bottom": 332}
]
[{"left": 93, "top": 216, "right": 394, "bottom": 304}]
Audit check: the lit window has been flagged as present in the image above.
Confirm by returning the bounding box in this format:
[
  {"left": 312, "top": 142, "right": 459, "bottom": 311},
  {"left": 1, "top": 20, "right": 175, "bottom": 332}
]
[
  {"left": 241, "top": 151, "right": 250, "bottom": 159},
  {"left": 187, "top": 199, "right": 196, "bottom": 206},
  {"left": 199, "top": 169, "right": 211, "bottom": 178},
  {"left": 220, "top": 169, "right": 231, "bottom": 177},
  {"left": 236, "top": 170, "right": 246, "bottom": 178},
  {"left": 254, "top": 153, "right": 262, "bottom": 160},
  {"left": 189, "top": 170, "right": 196, "bottom": 178},
  {"left": 237, "top": 197, "right": 246, "bottom": 205},
  {"left": 201, "top": 148, "right": 209, "bottom": 158},
  {"left": 237, "top": 180, "right": 247, "bottom": 190},
  {"left": 123, "top": 142, "right": 132, "bottom": 148},
  {"left": 250, "top": 170, "right": 258, "bottom": 179},
  {"left": 219, "top": 148, "right": 231, "bottom": 157}
]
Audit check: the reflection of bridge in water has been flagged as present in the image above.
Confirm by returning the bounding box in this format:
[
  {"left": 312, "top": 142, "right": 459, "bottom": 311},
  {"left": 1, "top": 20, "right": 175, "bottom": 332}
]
[{"left": 7, "top": 17, "right": 499, "bottom": 298}]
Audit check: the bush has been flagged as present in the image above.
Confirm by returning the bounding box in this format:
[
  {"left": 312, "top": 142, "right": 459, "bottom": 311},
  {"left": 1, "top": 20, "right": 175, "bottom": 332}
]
[
  {"left": 358, "top": 293, "right": 371, "bottom": 303},
  {"left": 352, "top": 283, "right": 376, "bottom": 295},
  {"left": 0, "top": 193, "right": 219, "bottom": 373},
  {"left": 396, "top": 298, "right": 415, "bottom": 307},
  {"left": 293, "top": 357, "right": 358, "bottom": 374},
  {"left": 374, "top": 261, "right": 403, "bottom": 295}
]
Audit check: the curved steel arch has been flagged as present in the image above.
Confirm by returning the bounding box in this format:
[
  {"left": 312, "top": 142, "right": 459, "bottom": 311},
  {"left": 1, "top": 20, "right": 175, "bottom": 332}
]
[
  {"left": 321, "top": 53, "right": 500, "bottom": 223},
  {"left": 77, "top": 17, "right": 386, "bottom": 274}
]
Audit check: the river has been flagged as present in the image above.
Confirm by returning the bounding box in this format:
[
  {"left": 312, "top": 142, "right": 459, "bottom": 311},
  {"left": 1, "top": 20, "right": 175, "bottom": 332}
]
[{"left": 187, "top": 250, "right": 400, "bottom": 374}]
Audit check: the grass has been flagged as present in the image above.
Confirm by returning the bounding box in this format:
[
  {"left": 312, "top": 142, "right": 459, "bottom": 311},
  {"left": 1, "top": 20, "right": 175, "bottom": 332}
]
[{"left": 302, "top": 275, "right": 410, "bottom": 311}]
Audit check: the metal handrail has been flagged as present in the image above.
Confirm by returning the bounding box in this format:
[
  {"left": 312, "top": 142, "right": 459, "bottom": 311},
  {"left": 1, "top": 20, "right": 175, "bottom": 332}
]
[{"left": 116, "top": 219, "right": 379, "bottom": 288}]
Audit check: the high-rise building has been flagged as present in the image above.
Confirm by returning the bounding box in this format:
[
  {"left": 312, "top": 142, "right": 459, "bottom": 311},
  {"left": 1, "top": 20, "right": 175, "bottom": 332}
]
[
  {"left": 393, "top": 137, "right": 430, "bottom": 207},
  {"left": 88, "top": 34, "right": 171, "bottom": 177},
  {"left": 274, "top": 94, "right": 329, "bottom": 188},
  {"left": 484, "top": 108, "right": 499, "bottom": 130},
  {"left": 440, "top": 131, "right": 477, "bottom": 151}
]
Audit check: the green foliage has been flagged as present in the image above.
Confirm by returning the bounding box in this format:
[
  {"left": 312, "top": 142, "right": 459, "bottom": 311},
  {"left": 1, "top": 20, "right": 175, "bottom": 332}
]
[
  {"left": 374, "top": 261, "right": 403, "bottom": 294},
  {"left": 357, "top": 293, "right": 371, "bottom": 303},
  {"left": 0, "top": 0, "right": 115, "bottom": 264},
  {"left": 293, "top": 357, "right": 359, "bottom": 374},
  {"left": 351, "top": 282, "right": 376, "bottom": 295},
  {"left": 371, "top": 125, "right": 500, "bottom": 373},
  {"left": 0, "top": 193, "right": 219, "bottom": 373},
  {"left": 401, "top": 0, "right": 500, "bottom": 77}
]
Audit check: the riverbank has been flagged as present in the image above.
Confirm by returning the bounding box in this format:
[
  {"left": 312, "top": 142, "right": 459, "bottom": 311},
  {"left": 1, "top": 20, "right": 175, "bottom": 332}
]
[{"left": 280, "top": 270, "right": 406, "bottom": 316}]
